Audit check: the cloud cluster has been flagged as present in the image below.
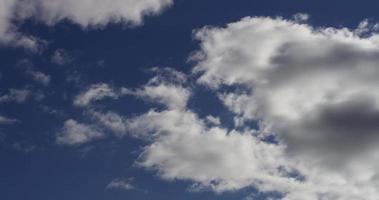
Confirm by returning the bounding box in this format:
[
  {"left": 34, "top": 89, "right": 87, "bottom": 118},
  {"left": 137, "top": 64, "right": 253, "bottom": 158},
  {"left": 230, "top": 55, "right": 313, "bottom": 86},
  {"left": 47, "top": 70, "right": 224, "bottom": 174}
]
[{"left": 50, "top": 14, "right": 379, "bottom": 199}]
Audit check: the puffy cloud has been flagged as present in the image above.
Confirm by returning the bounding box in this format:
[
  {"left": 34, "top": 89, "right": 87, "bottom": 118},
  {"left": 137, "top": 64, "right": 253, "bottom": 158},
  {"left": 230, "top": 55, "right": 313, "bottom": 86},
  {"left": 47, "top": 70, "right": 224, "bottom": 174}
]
[
  {"left": 56, "top": 119, "right": 104, "bottom": 145},
  {"left": 127, "top": 83, "right": 191, "bottom": 110},
  {"left": 129, "top": 109, "right": 295, "bottom": 193},
  {"left": 0, "top": 0, "right": 173, "bottom": 47},
  {"left": 123, "top": 68, "right": 190, "bottom": 110},
  {"left": 192, "top": 16, "right": 379, "bottom": 199},
  {"left": 205, "top": 115, "right": 220, "bottom": 126},
  {"left": 89, "top": 110, "right": 127, "bottom": 137},
  {"left": 23, "top": 0, "right": 173, "bottom": 27},
  {"left": 0, "top": 0, "right": 41, "bottom": 50},
  {"left": 74, "top": 83, "right": 118, "bottom": 107}
]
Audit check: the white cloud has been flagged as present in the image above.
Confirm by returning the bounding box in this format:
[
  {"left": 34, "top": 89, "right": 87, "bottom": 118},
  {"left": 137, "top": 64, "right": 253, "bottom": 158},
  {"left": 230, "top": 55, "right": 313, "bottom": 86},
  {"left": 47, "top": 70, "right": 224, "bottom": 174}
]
[
  {"left": 0, "top": 88, "right": 30, "bottom": 103},
  {"left": 74, "top": 83, "right": 118, "bottom": 107},
  {"left": 192, "top": 16, "right": 379, "bottom": 199},
  {"left": 124, "top": 68, "right": 190, "bottom": 110},
  {"left": 292, "top": 13, "right": 309, "bottom": 22},
  {"left": 205, "top": 115, "right": 220, "bottom": 126},
  {"left": 0, "top": 0, "right": 173, "bottom": 48},
  {"left": 0, "top": 0, "right": 41, "bottom": 50},
  {"left": 18, "top": 0, "right": 173, "bottom": 28},
  {"left": 130, "top": 109, "right": 295, "bottom": 193},
  {"left": 89, "top": 110, "right": 127, "bottom": 137},
  {"left": 106, "top": 177, "right": 135, "bottom": 190},
  {"left": 128, "top": 83, "right": 191, "bottom": 110},
  {"left": 56, "top": 119, "right": 104, "bottom": 145},
  {"left": 27, "top": 70, "right": 51, "bottom": 86}
]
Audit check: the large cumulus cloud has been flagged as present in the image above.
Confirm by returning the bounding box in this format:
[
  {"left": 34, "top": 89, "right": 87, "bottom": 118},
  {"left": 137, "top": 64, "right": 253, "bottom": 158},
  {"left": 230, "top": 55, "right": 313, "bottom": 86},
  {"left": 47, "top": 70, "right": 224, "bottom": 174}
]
[{"left": 191, "top": 16, "right": 379, "bottom": 199}]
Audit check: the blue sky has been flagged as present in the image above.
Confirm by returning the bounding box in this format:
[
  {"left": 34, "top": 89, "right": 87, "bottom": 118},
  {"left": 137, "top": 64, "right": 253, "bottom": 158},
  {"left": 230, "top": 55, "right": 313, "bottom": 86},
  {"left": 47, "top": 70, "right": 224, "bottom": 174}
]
[{"left": 2, "top": 1, "right": 379, "bottom": 200}]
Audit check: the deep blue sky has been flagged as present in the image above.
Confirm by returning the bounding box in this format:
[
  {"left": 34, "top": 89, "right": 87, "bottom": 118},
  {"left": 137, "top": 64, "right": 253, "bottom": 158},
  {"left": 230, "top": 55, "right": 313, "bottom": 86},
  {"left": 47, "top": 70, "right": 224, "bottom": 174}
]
[{"left": 1, "top": 0, "right": 378, "bottom": 199}]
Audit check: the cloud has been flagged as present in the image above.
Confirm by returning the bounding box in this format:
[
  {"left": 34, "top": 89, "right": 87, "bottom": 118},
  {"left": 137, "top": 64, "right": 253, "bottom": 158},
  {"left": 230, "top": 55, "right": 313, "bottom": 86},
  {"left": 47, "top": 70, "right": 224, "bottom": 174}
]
[
  {"left": 56, "top": 119, "right": 104, "bottom": 145},
  {"left": 89, "top": 110, "right": 127, "bottom": 137},
  {"left": 0, "top": 115, "right": 19, "bottom": 124},
  {"left": 26, "top": 70, "right": 51, "bottom": 86},
  {"left": 130, "top": 109, "right": 294, "bottom": 193},
  {"left": 292, "top": 13, "right": 309, "bottom": 22},
  {"left": 205, "top": 115, "right": 220, "bottom": 126},
  {"left": 0, "top": 88, "right": 30, "bottom": 103},
  {"left": 137, "top": 84, "right": 189, "bottom": 110},
  {"left": 123, "top": 68, "right": 190, "bottom": 110},
  {"left": 51, "top": 49, "right": 72, "bottom": 65},
  {"left": 106, "top": 177, "right": 136, "bottom": 190},
  {"left": 0, "top": 0, "right": 173, "bottom": 48},
  {"left": 126, "top": 82, "right": 191, "bottom": 110},
  {"left": 20, "top": 0, "right": 173, "bottom": 28},
  {"left": 191, "top": 16, "right": 379, "bottom": 199},
  {"left": 74, "top": 83, "right": 118, "bottom": 107},
  {"left": 0, "top": 0, "right": 41, "bottom": 50}
]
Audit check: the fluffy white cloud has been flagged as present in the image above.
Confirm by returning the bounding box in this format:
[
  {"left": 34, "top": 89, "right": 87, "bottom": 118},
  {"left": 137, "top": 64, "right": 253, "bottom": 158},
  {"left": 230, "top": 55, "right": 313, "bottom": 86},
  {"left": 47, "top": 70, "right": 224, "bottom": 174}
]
[
  {"left": 22, "top": 0, "right": 173, "bottom": 27},
  {"left": 126, "top": 82, "right": 191, "bottom": 110},
  {"left": 0, "top": 0, "right": 173, "bottom": 48},
  {"left": 129, "top": 109, "right": 297, "bottom": 193},
  {"left": 192, "top": 16, "right": 379, "bottom": 199},
  {"left": 0, "top": 0, "right": 41, "bottom": 50},
  {"left": 205, "top": 115, "right": 220, "bottom": 126},
  {"left": 74, "top": 83, "right": 118, "bottom": 107},
  {"left": 56, "top": 119, "right": 104, "bottom": 145},
  {"left": 123, "top": 68, "right": 190, "bottom": 110},
  {"left": 89, "top": 110, "right": 127, "bottom": 137}
]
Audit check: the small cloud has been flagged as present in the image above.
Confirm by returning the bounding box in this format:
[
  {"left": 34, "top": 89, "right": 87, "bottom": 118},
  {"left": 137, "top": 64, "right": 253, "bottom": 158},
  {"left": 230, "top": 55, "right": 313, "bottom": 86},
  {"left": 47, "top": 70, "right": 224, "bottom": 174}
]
[
  {"left": 0, "top": 88, "right": 30, "bottom": 103},
  {"left": 106, "top": 178, "right": 136, "bottom": 191},
  {"left": 73, "top": 83, "right": 119, "bottom": 107},
  {"left": 56, "top": 119, "right": 104, "bottom": 146},
  {"left": 89, "top": 110, "right": 127, "bottom": 137},
  {"left": 292, "top": 13, "right": 309, "bottom": 22},
  {"left": 27, "top": 70, "right": 51, "bottom": 86},
  {"left": 0, "top": 115, "right": 19, "bottom": 125},
  {"left": 51, "top": 49, "right": 72, "bottom": 65},
  {"left": 12, "top": 142, "right": 36, "bottom": 153},
  {"left": 205, "top": 115, "right": 221, "bottom": 126}
]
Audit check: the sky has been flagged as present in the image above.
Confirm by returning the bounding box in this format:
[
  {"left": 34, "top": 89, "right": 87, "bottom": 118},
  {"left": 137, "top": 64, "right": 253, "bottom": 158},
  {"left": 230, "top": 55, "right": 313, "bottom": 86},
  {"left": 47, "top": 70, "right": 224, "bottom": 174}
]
[{"left": 2, "top": 0, "right": 379, "bottom": 200}]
